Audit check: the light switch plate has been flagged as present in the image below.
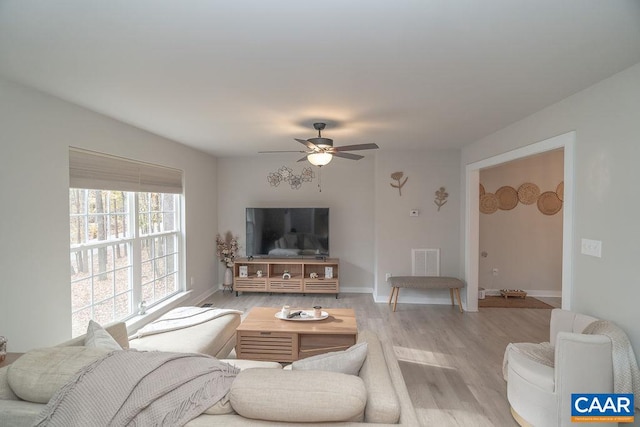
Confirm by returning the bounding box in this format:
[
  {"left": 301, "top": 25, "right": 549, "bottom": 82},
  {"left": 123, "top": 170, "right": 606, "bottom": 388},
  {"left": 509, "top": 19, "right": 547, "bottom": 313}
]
[{"left": 581, "top": 238, "right": 602, "bottom": 258}]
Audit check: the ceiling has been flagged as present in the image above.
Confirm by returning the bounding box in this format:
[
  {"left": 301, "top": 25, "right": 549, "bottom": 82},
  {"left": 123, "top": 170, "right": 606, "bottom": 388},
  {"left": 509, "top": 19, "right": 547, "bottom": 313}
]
[{"left": 1, "top": 1, "right": 640, "bottom": 159}]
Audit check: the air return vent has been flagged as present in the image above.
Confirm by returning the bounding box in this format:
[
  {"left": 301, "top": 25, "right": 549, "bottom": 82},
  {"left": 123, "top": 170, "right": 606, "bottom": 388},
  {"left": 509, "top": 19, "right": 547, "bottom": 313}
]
[{"left": 412, "top": 249, "right": 440, "bottom": 276}]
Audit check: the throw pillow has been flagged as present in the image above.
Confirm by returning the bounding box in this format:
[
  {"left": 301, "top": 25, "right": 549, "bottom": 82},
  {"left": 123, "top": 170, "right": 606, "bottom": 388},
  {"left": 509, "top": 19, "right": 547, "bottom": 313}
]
[
  {"left": 230, "top": 368, "right": 366, "bottom": 422},
  {"left": 84, "top": 320, "right": 122, "bottom": 350},
  {"left": 0, "top": 366, "right": 19, "bottom": 400},
  {"left": 7, "top": 346, "right": 111, "bottom": 403},
  {"left": 292, "top": 342, "right": 367, "bottom": 375}
]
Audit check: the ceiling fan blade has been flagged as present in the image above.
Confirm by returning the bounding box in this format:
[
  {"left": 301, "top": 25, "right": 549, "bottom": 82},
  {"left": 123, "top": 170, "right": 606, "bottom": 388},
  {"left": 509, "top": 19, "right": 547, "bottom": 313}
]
[
  {"left": 330, "top": 143, "right": 379, "bottom": 152},
  {"left": 295, "top": 138, "right": 320, "bottom": 151},
  {"left": 297, "top": 155, "right": 309, "bottom": 162},
  {"left": 332, "top": 152, "right": 364, "bottom": 160},
  {"left": 258, "top": 150, "right": 307, "bottom": 153}
]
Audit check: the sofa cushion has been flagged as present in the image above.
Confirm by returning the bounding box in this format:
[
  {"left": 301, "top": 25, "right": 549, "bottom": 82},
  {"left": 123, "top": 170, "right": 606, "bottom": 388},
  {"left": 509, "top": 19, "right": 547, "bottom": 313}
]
[
  {"left": 129, "top": 312, "right": 240, "bottom": 358},
  {"left": 84, "top": 320, "right": 122, "bottom": 350},
  {"left": 7, "top": 346, "right": 111, "bottom": 403},
  {"left": 219, "top": 359, "right": 283, "bottom": 371},
  {"left": 230, "top": 368, "right": 366, "bottom": 422},
  {"left": 291, "top": 342, "right": 367, "bottom": 375},
  {"left": 357, "top": 330, "right": 401, "bottom": 424}
]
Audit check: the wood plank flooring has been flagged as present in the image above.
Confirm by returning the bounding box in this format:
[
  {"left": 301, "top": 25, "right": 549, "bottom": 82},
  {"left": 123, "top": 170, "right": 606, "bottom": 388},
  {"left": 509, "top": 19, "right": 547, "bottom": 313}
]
[{"left": 202, "top": 291, "right": 552, "bottom": 427}]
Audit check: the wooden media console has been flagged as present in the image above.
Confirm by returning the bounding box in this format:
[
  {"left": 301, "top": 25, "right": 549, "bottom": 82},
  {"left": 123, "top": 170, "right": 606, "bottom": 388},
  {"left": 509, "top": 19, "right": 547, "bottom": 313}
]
[{"left": 233, "top": 257, "right": 339, "bottom": 297}]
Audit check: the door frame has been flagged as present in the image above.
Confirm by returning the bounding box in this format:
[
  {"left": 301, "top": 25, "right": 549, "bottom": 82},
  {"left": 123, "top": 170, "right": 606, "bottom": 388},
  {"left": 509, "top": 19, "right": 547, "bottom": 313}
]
[{"left": 464, "top": 131, "right": 575, "bottom": 311}]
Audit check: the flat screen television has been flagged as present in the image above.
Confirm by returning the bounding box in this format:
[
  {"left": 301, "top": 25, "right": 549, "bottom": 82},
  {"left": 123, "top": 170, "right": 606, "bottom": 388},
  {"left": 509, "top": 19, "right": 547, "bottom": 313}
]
[{"left": 245, "top": 207, "right": 329, "bottom": 258}]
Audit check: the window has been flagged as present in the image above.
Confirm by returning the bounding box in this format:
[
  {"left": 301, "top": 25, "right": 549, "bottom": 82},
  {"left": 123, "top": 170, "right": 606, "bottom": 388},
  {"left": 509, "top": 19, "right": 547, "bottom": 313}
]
[{"left": 69, "top": 148, "right": 183, "bottom": 337}]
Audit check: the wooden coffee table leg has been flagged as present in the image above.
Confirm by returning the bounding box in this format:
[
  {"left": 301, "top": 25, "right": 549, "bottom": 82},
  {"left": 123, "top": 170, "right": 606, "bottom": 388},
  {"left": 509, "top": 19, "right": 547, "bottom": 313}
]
[
  {"left": 449, "top": 288, "right": 454, "bottom": 306},
  {"left": 388, "top": 287, "right": 396, "bottom": 306}
]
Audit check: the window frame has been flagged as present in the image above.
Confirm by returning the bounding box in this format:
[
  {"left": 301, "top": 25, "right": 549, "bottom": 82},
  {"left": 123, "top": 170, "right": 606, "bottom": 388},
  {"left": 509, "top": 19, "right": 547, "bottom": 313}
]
[{"left": 70, "top": 189, "right": 183, "bottom": 336}]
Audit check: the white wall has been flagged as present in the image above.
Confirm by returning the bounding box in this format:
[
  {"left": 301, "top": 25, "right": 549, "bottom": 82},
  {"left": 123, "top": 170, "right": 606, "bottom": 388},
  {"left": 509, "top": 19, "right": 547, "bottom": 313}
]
[
  {"left": 462, "top": 62, "right": 640, "bottom": 355},
  {"left": 374, "top": 149, "right": 461, "bottom": 304},
  {"left": 0, "top": 78, "right": 219, "bottom": 351},
  {"left": 479, "top": 149, "right": 564, "bottom": 295},
  {"left": 216, "top": 155, "right": 375, "bottom": 291}
]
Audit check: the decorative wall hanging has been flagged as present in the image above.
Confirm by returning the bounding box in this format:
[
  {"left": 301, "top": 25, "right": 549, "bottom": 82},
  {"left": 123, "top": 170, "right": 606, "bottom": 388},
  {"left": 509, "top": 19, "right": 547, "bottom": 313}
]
[
  {"left": 390, "top": 172, "right": 408, "bottom": 196},
  {"left": 537, "top": 191, "right": 563, "bottom": 215},
  {"left": 480, "top": 193, "right": 499, "bottom": 214},
  {"left": 495, "top": 186, "right": 518, "bottom": 210},
  {"left": 517, "top": 182, "right": 540, "bottom": 205},
  {"left": 267, "top": 166, "right": 315, "bottom": 190},
  {"left": 556, "top": 181, "right": 564, "bottom": 201},
  {"left": 434, "top": 187, "right": 448, "bottom": 211},
  {"left": 480, "top": 181, "right": 563, "bottom": 215}
]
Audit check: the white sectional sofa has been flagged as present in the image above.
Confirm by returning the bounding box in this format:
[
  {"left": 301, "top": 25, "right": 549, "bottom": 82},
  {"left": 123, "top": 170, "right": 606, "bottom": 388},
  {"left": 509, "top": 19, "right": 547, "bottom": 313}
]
[{"left": 0, "top": 323, "right": 418, "bottom": 426}]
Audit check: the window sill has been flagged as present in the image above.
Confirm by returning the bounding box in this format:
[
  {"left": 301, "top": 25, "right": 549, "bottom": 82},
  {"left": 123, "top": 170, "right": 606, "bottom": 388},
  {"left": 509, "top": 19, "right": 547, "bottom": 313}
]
[{"left": 125, "top": 290, "right": 193, "bottom": 334}]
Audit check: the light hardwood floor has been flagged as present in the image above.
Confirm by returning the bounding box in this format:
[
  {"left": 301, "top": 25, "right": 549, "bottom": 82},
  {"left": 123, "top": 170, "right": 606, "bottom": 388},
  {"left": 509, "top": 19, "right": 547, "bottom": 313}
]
[{"left": 202, "top": 291, "right": 552, "bottom": 427}]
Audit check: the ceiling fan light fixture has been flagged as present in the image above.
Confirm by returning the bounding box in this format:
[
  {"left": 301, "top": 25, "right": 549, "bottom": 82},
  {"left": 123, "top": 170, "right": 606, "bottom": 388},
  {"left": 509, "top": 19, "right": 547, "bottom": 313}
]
[
  {"left": 308, "top": 137, "right": 333, "bottom": 148},
  {"left": 307, "top": 152, "right": 333, "bottom": 166}
]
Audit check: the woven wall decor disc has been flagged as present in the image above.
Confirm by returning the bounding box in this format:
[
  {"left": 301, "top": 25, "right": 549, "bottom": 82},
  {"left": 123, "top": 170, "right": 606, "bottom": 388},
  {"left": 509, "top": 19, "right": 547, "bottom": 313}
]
[
  {"left": 537, "top": 191, "right": 563, "bottom": 215},
  {"left": 556, "top": 181, "right": 564, "bottom": 201},
  {"left": 517, "top": 182, "right": 540, "bottom": 205},
  {"left": 495, "top": 186, "right": 518, "bottom": 210},
  {"left": 480, "top": 183, "right": 485, "bottom": 197},
  {"left": 479, "top": 193, "right": 499, "bottom": 214}
]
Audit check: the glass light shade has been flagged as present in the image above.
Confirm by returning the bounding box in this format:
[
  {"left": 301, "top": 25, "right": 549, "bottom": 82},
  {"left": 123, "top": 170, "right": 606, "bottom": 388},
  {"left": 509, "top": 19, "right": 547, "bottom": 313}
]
[{"left": 307, "top": 152, "right": 333, "bottom": 166}]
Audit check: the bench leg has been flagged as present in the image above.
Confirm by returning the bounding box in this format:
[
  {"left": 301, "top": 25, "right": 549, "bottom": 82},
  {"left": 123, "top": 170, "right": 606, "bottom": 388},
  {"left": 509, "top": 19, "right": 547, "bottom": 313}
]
[
  {"left": 387, "top": 287, "right": 396, "bottom": 305},
  {"left": 449, "top": 288, "right": 454, "bottom": 306},
  {"left": 393, "top": 287, "right": 400, "bottom": 312},
  {"left": 454, "top": 288, "right": 463, "bottom": 313}
]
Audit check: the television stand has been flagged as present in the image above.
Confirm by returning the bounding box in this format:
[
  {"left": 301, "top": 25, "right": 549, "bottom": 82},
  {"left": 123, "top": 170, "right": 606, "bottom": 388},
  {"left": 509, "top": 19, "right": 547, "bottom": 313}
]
[{"left": 233, "top": 258, "right": 339, "bottom": 298}]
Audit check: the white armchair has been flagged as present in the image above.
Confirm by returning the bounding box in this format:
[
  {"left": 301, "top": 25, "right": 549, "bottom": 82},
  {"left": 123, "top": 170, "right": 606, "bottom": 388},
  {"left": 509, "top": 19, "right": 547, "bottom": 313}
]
[{"left": 505, "top": 309, "right": 614, "bottom": 427}]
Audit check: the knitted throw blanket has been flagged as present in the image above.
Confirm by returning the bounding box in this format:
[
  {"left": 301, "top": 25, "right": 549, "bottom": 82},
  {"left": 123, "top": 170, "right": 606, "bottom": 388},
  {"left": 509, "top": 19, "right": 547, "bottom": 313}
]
[
  {"left": 131, "top": 307, "right": 243, "bottom": 338},
  {"left": 583, "top": 320, "right": 640, "bottom": 409},
  {"left": 33, "top": 350, "right": 239, "bottom": 427},
  {"left": 502, "top": 341, "right": 554, "bottom": 381}
]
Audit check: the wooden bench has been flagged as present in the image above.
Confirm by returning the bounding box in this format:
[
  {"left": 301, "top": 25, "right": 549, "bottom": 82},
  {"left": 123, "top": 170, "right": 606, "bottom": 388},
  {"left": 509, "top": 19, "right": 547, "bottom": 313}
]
[{"left": 387, "top": 276, "right": 465, "bottom": 312}]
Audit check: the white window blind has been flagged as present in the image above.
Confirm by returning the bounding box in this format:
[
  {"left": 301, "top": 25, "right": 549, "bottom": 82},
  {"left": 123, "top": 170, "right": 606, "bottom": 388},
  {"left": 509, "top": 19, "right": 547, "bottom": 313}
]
[{"left": 69, "top": 148, "right": 183, "bottom": 194}]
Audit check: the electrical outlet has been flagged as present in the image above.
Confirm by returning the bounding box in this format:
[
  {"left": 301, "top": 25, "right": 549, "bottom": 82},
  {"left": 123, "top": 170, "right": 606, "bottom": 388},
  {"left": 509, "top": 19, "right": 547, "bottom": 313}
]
[{"left": 385, "top": 273, "right": 392, "bottom": 281}]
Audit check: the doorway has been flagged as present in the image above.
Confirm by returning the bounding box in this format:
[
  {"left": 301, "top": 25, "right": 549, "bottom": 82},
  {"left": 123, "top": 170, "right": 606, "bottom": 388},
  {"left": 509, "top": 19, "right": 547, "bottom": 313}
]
[
  {"left": 464, "top": 131, "right": 575, "bottom": 312},
  {"left": 478, "top": 149, "right": 564, "bottom": 308}
]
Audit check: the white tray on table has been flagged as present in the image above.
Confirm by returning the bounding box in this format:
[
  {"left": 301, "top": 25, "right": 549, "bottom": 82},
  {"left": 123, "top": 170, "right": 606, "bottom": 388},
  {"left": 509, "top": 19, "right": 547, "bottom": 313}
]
[{"left": 275, "top": 310, "right": 329, "bottom": 321}]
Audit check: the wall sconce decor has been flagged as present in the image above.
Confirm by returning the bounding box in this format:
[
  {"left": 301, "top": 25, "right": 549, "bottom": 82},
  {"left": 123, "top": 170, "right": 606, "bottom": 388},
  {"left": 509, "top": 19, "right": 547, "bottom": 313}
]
[
  {"left": 390, "top": 172, "right": 408, "bottom": 196},
  {"left": 434, "top": 187, "right": 448, "bottom": 211},
  {"left": 267, "top": 166, "right": 315, "bottom": 190}
]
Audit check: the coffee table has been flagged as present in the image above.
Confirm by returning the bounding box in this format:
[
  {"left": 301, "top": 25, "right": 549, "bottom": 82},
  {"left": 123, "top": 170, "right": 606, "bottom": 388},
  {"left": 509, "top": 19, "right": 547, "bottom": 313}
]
[{"left": 235, "top": 307, "right": 357, "bottom": 362}]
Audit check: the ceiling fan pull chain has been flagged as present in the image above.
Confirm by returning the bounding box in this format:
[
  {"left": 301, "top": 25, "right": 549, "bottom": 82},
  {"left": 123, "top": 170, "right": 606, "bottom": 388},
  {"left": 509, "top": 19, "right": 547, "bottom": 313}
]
[{"left": 317, "top": 167, "right": 322, "bottom": 192}]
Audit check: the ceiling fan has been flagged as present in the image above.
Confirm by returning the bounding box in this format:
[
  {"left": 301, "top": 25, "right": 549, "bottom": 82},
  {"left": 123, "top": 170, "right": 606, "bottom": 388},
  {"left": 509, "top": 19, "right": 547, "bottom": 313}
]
[{"left": 260, "top": 123, "right": 379, "bottom": 166}]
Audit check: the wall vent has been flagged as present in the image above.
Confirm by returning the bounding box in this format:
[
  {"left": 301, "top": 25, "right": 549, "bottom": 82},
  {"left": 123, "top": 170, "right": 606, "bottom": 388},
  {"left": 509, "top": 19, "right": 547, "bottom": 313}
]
[{"left": 412, "top": 249, "right": 440, "bottom": 276}]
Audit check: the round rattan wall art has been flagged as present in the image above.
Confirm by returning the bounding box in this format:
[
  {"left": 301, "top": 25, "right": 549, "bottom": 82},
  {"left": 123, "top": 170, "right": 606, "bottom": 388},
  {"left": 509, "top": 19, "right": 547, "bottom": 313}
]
[
  {"left": 495, "top": 186, "right": 518, "bottom": 210},
  {"left": 556, "top": 181, "right": 564, "bottom": 201},
  {"left": 537, "top": 191, "right": 563, "bottom": 215},
  {"left": 479, "top": 193, "right": 499, "bottom": 214},
  {"left": 480, "top": 183, "right": 485, "bottom": 197},
  {"left": 517, "top": 182, "right": 540, "bottom": 205}
]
